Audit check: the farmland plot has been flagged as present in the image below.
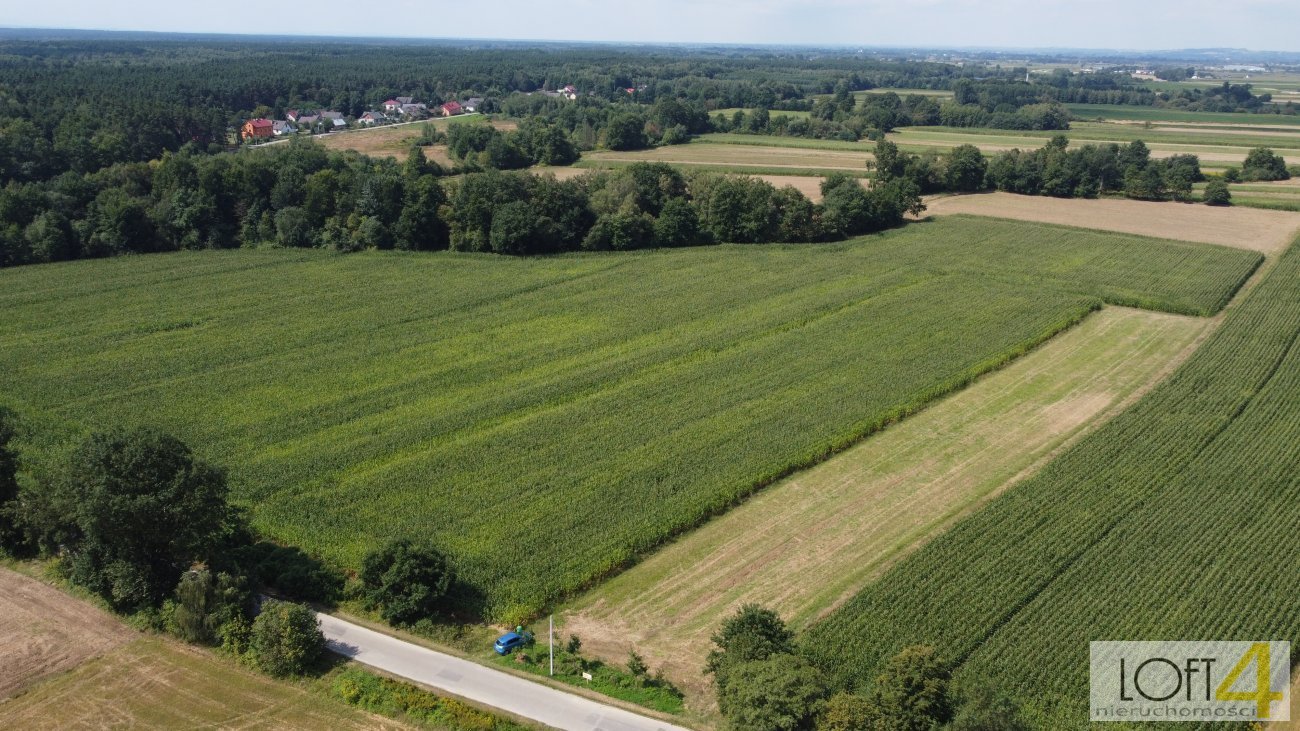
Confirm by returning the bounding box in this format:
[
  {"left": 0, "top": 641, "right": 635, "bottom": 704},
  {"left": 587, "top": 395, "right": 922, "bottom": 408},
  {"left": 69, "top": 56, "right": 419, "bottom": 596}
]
[
  {"left": 803, "top": 234, "right": 1300, "bottom": 729},
  {"left": 0, "top": 218, "right": 1260, "bottom": 619}
]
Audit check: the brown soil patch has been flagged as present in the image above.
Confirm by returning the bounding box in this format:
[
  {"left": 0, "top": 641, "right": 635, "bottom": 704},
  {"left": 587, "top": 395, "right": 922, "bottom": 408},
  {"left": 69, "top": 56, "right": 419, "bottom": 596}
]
[
  {"left": 924, "top": 192, "right": 1300, "bottom": 254},
  {"left": 0, "top": 567, "right": 135, "bottom": 699}
]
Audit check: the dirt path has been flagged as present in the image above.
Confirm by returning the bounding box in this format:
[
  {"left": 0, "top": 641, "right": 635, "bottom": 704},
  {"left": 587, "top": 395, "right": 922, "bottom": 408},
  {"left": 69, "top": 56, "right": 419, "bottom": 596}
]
[
  {"left": 924, "top": 192, "right": 1300, "bottom": 254},
  {"left": 563, "top": 307, "right": 1209, "bottom": 705},
  {"left": 0, "top": 568, "right": 135, "bottom": 700}
]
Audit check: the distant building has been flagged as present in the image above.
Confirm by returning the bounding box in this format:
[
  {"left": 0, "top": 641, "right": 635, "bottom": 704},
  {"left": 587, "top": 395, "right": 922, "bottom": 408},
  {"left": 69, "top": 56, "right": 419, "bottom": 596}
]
[
  {"left": 240, "top": 118, "right": 274, "bottom": 140},
  {"left": 399, "top": 103, "right": 429, "bottom": 118},
  {"left": 395, "top": 96, "right": 414, "bottom": 105},
  {"left": 382, "top": 99, "right": 402, "bottom": 113},
  {"left": 272, "top": 120, "right": 297, "bottom": 136},
  {"left": 463, "top": 97, "right": 484, "bottom": 112},
  {"left": 359, "top": 111, "right": 387, "bottom": 125},
  {"left": 296, "top": 114, "right": 320, "bottom": 126},
  {"left": 440, "top": 101, "right": 463, "bottom": 116}
]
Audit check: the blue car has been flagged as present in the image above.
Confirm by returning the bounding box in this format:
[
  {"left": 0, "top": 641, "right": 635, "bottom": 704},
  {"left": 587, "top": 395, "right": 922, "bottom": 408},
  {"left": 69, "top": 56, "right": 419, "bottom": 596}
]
[{"left": 494, "top": 632, "right": 527, "bottom": 655}]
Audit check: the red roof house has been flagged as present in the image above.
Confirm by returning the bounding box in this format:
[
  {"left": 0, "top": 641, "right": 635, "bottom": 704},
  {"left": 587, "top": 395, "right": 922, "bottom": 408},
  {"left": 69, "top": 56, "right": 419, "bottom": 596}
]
[
  {"left": 240, "top": 118, "right": 274, "bottom": 141},
  {"left": 440, "top": 101, "right": 463, "bottom": 117}
]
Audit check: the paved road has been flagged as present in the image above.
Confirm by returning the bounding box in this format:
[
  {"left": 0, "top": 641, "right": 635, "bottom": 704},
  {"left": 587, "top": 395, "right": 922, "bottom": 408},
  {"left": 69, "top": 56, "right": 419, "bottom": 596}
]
[{"left": 317, "top": 613, "right": 694, "bottom": 731}]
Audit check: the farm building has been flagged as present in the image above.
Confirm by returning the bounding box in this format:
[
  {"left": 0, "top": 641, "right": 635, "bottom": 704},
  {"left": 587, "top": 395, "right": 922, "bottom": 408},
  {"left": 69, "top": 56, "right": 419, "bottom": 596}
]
[
  {"left": 440, "top": 101, "right": 463, "bottom": 116},
  {"left": 240, "top": 118, "right": 274, "bottom": 140}
]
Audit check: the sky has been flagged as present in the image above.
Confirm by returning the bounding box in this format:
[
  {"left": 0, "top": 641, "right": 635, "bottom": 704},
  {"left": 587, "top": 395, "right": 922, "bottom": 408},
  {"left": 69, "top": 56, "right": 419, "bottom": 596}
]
[{"left": 3, "top": 0, "right": 1299, "bottom": 52}]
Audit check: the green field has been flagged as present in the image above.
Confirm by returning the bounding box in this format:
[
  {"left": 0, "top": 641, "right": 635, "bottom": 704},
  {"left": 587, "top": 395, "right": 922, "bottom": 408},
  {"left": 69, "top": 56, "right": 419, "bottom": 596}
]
[
  {"left": 803, "top": 233, "right": 1300, "bottom": 728},
  {"left": 1066, "top": 103, "right": 1300, "bottom": 126},
  {"left": 0, "top": 218, "right": 1259, "bottom": 620}
]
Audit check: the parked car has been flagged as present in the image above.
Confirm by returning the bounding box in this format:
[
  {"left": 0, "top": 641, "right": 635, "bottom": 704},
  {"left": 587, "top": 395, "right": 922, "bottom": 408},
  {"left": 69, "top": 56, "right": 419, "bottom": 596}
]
[{"left": 494, "top": 631, "right": 528, "bottom": 655}]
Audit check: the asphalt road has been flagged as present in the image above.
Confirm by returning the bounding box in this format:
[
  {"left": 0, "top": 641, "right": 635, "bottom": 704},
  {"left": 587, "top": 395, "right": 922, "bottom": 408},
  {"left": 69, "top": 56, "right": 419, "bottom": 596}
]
[{"left": 317, "top": 612, "right": 695, "bottom": 731}]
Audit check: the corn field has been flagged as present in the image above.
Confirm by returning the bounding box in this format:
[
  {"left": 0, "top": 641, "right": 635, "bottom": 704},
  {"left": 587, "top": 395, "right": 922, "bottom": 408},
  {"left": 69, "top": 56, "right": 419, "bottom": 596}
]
[{"left": 0, "top": 217, "right": 1259, "bottom": 619}]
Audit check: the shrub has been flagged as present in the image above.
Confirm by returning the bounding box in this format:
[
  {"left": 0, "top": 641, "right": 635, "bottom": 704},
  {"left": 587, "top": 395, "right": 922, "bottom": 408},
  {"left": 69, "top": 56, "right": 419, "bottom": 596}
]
[
  {"left": 1203, "top": 179, "right": 1232, "bottom": 206},
  {"left": 359, "top": 538, "right": 453, "bottom": 625},
  {"left": 248, "top": 599, "right": 324, "bottom": 677}
]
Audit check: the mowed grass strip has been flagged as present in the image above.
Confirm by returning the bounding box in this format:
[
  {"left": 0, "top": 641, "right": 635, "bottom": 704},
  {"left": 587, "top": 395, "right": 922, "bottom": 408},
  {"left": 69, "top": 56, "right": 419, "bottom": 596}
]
[
  {"left": 803, "top": 234, "right": 1300, "bottom": 728},
  {"left": 0, "top": 637, "right": 412, "bottom": 730},
  {"left": 0, "top": 218, "right": 1261, "bottom": 619},
  {"left": 564, "top": 307, "right": 1209, "bottom": 689}
]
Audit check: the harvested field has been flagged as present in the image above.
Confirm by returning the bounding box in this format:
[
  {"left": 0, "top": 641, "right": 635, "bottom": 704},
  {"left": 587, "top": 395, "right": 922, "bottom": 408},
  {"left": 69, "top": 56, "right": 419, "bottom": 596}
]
[
  {"left": 0, "top": 568, "right": 134, "bottom": 700},
  {"left": 924, "top": 192, "right": 1300, "bottom": 255},
  {"left": 751, "top": 175, "right": 868, "bottom": 201},
  {"left": 564, "top": 307, "right": 1208, "bottom": 698},
  {"left": 0, "top": 637, "right": 411, "bottom": 730},
  {"left": 583, "top": 142, "right": 871, "bottom": 171}
]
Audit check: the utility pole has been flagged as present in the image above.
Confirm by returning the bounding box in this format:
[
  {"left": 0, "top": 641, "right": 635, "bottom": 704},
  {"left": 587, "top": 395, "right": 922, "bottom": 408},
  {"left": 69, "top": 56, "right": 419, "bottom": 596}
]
[{"left": 549, "top": 614, "right": 554, "bottom": 676}]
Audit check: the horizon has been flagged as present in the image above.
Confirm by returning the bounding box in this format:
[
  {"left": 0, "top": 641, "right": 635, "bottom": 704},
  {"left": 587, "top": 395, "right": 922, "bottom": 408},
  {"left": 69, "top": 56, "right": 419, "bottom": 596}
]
[
  {"left": 2, "top": 0, "right": 1299, "bottom": 54},
  {"left": 1, "top": 25, "right": 1298, "bottom": 60}
]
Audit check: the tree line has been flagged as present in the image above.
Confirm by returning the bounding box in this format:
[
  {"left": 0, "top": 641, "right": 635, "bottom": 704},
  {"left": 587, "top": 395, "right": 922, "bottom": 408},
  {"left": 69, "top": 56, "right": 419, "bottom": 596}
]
[
  {"left": 0, "top": 138, "right": 931, "bottom": 267},
  {"left": 0, "top": 406, "right": 461, "bottom": 677}
]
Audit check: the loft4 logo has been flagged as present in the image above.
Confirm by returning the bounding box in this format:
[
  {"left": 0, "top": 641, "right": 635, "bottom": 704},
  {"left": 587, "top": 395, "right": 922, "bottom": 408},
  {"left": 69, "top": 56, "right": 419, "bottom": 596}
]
[{"left": 1090, "top": 641, "right": 1291, "bottom": 723}]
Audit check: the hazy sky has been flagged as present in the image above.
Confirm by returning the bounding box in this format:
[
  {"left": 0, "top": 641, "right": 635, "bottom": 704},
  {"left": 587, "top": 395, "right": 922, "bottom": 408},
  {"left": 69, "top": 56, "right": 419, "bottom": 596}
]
[{"left": 3, "top": 0, "right": 1298, "bottom": 52}]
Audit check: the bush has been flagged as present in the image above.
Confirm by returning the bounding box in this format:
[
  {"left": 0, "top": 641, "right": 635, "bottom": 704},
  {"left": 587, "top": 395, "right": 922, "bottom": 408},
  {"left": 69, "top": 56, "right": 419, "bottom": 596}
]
[
  {"left": 717, "top": 654, "right": 828, "bottom": 731},
  {"left": 1241, "top": 147, "right": 1290, "bottom": 181},
  {"left": 359, "top": 538, "right": 453, "bottom": 625},
  {"left": 247, "top": 599, "right": 324, "bottom": 677},
  {"left": 707, "top": 604, "right": 795, "bottom": 691},
  {"left": 171, "top": 568, "right": 253, "bottom": 645},
  {"left": 1203, "top": 179, "right": 1232, "bottom": 206}
]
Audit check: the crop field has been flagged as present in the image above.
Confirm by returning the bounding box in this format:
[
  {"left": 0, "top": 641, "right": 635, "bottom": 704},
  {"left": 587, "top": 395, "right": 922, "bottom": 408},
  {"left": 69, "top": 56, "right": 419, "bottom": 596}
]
[
  {"left": 581, "top": 141, "right": 872, "bottom": 173},
  {"left": 1194, "top": 179, "right": 1300, "bottom": 213},
  {"left": 1066, "top": 103, "right": 1300, "bottom": 126},
  {"left": 803, "top": 232, "right": 1300, "bottom": 728},
  {"left": 0, "top": 637, "right": 412, "bottom": 730},
  {"left": 564, "top": 306, "right": 1210, "bottom": 692},
  {"left": 688, "top": 131, "right": 1299, "bottom": 174},
  {"left": 0, "top": 218, "right": 1260, "bottom": 619},
  {"left": 924, "top": 192, "right": 1300, "bottom": 254}
]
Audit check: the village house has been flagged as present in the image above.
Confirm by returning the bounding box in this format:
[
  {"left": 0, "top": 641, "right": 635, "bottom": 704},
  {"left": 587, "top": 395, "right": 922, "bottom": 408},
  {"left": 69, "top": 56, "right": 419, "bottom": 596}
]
[
  {"left": 285, "top": 109, "right": 301, "bottom": 122},
  {"left": 399, "top": 103, "right": 428, "bottom": 118},
  {"left": 382, "top": 99, "right": 402, "bottom": 113},
  {"left": 272, "top": 120, "right": 297, "bottom": 136},
  {"left": 359, "top": 111, "right": 387, "bottom": 125},
  {"left": 440, "top": 101, "right": 463, "bottom": 117},
  {"left": 395, "top": 96, "right": 414, "bottom": 105},
  {"left": 463, "top": 97, "right": 483, "bottom": 112},
  {"left": 240, "top": 118, "right": 274, "bottom": 141},
  {"left": 296, "top": 113, "right": 320, "bottom": 126},
  {"left": 320, "top": 111, "right": 347, "bottom": 129}
]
